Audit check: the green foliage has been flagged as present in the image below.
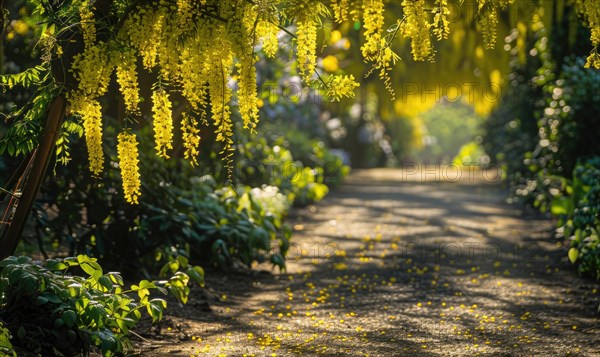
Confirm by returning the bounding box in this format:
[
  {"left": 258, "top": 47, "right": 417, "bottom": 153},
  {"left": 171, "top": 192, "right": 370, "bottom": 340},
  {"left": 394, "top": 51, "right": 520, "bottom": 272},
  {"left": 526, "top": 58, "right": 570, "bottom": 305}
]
[
  {"left": 551, "top": 158, "right": 600, "bottom": 278},
  {"left": 236, "top": 136, "right": 327, "bottom": 207},
  {"left": 142, "top": 178, "right": 292, "bottom": 270},
  {"left": 0, "top": 255, "right": 196, "bottom": 356},
  {"left": 484, "top": 20, "right": 599, "bottom": 280},
  {"left": 0, "top": 322, "right": 16, "bottom": 357},
  {"left": 234, "top": 126, "right": 349, "bottom": 207},
  {"left": 0, "top": 65, "right": 48, "bottom": 90},
  {"left": 453, "top": 141, "right": 487, "bottom": 166},
  {"left": 270, "top": 129, "right": 350, "bottom": 189},
  {"left": 0, "top": 61, "right": 60, "bottom": 157},
  {"left": 506, "top": 52, "right": 600, "bottom": 211},
  {"left": 0, "top": 86, "right": 59, "bottom": 157},
  {"left": 415, "top": 102, "right": 484, "bottom": 164}
]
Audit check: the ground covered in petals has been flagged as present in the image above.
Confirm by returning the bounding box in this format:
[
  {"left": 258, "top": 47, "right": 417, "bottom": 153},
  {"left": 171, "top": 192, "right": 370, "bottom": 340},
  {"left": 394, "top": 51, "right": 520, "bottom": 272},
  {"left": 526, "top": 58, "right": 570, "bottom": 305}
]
[{"left": 137, "top": 169, "right": 600, "bottom": 356}]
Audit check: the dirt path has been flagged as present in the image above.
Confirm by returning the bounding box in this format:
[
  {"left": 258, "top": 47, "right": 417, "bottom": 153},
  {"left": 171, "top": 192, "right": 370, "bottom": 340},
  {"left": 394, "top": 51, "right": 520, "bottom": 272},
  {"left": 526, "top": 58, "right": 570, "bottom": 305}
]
[{"left": 141, "top": 169, "right": 600, "bottom": 356}]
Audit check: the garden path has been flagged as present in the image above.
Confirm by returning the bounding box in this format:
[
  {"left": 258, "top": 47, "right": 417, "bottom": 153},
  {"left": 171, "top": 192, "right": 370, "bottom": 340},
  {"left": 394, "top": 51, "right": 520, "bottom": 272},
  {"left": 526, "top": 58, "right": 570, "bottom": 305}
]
[{"left": 142, "top": 168, "right": 600, "bottom": 356}]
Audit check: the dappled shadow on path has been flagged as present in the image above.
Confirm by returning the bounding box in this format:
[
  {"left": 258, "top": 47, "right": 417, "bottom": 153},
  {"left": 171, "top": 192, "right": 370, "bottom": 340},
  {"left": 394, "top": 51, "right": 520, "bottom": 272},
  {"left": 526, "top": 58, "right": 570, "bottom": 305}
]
[{"left": 142, "top": 169, "right": 600, "bottom": 356}]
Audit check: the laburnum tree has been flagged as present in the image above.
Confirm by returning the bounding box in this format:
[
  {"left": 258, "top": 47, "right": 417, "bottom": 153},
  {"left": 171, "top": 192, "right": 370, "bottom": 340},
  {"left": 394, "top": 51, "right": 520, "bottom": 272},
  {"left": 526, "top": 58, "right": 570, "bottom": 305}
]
[{"left": 0, "top": 0, "right": 598, "bottom": 256}]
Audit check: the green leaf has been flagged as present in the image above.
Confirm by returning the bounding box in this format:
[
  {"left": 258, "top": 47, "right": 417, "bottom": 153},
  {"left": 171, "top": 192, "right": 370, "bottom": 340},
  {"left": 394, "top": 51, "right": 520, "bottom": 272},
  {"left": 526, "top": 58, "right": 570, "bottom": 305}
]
[
  {"left": 139, "top": 280, "right": 156, "bottom": 289},
  {"left": 550, "top": 197, "right": 573, "bottom": 216},
  {"left": 107, "top": 272, "right": 124, "bottom": 286},
  {"left": 116, "top": 318, "right": 130, "bottom": 334},
  {"left": 46, "top": 260, "right": 68, "bottom": 271},
  {"left": 270, "top": 254, "right": 285, "bottom": 270},
  {"left": 159, "top": 262, "right": 172, "bottom": 278},
  {"left": 568, "top": 248, "right": 579, "bottom": 264},
  {"left": 62, "top": 310, "right": 77, "bottom": 328},
  {"left": 187, "top": 266, "right": 205, "bottom": 286},
  {"left": 21, "top": 273, "right": 38, "bottom": 294},
  {"left": 575, "top": 229, "right": 583, "bottom": 243},
  {"left": 36, "top": 296, "right": 49, "bottom": 305},
  {"left": 176, "top": 255, "right": 189, "bottom": 268},
  {"left": 16, "top": 326, "right": 25, "bottom": 340},
  {"left": 146, "top": 299, "right": 167, "bottom": 323},
  {"left": 98, "top": 275, "right": 113, "bottom": 292},
  {"left": 137, "top": 288, "right": 150, "bottom": 301},
  {"left": 80, "top": 260, "right": 103, "bottom": 280},
  {"left": 64, "top": 257, "right": 79, "bottom": 267},
  {"left": 43, "top": 294, "right": 63, "bottom": 304}
]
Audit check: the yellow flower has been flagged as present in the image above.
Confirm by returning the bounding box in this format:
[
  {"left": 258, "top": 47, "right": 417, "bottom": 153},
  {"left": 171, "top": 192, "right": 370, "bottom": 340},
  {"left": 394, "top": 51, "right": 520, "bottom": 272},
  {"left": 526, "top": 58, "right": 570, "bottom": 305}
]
[
  {"left": 79, "top": 3, "right": 96, "bottom": 45},
  {"left": 70, "top": 43, "right": 114, "bottom": 98},
  {"left": 256, "top": 21, "right": 280, "bottom": 58},
  {"left": 331, "top": 0, "right": 349, "bottom": 22},
  {"left": 326, "top": 75, "right": 360, "bottom": 101},
  {"left": 179, "top": 33, "right": 209, "bottom": 111},
  {"left": 181, "top": 113, "right": 201, "bottom": 166},
  {"left": 236, "top": 53, "right": 260, "bottom": 132},
  {"left": 117, "top": 132, "right": 141, "bottom": 204},
  {"left": 124, "top": 7, "right": 164, "bottom": 69},
  {"left": 207, "top": 52, "right": 234, "bottom": 152},
  {"left": 296, "top": 14, "right": 318, "bottom": 83},
  {"left": 361, "top": 0, "right": 385, "bottom": 62},
  {"left": 432, "top": 0, "right": 451, "bottom": 41},
  {"left": 478, "top": 4, "right": 499, "bottom": 49},
  {"left": 70, "top": 96, "right": 104, "bottom": 176},
  {"left": 12, "top": 20, "right": 29, "bottom": 36},
  {"left": 151, "top": 89, "right": 174, "bottom": 159},
  {"left": 116, "top": 49, "right": 140, "bottom": 114},
  {"left": 572, "top": 0, "right": 600, "bottom": 68},
  {"left": 400, "top": 0, "right": 433, "bottom": 61}
]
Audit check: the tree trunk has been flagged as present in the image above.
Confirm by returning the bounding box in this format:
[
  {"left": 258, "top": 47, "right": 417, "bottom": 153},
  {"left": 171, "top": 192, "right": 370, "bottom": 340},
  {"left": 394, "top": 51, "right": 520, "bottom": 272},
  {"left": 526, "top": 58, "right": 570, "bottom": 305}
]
[{"left": 0, "top": 96, "right": 66, "bottom": 259}]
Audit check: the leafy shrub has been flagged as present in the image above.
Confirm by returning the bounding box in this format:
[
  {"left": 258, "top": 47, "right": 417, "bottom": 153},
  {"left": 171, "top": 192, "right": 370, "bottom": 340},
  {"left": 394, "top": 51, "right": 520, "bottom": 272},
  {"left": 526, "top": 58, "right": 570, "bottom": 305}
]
[
  {"left": 551, "top": 158, "right": 600, "bottom": 278},
  {"left": 0, "top": 255, "right": 199, "bottom": 356},
  {"left": 265, "top": 128, "right": 350, "bottom": 189},
  {"left": 163, "top": 179, "right": 292, "bottom": 270},
  {"left": 483, "top": 28, "right": 543, "bottom": 177},
  {"left": 234, "top": 132, "right": 348, "bottom": 207},
  {"left": 484, "top": 21, "right": 600, "bottom": 280},
  {"left": 26, "top": 119, "right": 292, "bottom": 274}
]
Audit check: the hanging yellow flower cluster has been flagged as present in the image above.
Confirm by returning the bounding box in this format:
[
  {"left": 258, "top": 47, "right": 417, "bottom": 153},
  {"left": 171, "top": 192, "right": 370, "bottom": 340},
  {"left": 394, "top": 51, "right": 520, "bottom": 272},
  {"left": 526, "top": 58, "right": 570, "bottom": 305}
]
[
  {"left": 77, "top": 99, "right": 104, "bottom": 176},
  {"left": 115, "top": 49, "right": 140, "bottom": 114},
  {"left": 432, "top": 0, "right": 451, "bottom": 41},
  {"left": 255, "top": 0, "right": 281, "bottom": 59},
  {"left": 117, "top": 132, "right": 142, "bottom": 205},
  {"left": 79, "top": 5, "right": 95, "bottom": 44},
  {"left": 331, "top": 0, "right": 349, "bottom": 23},
  {"left": 256, "top": 21, "right": 280, "bottom": 58},
  {"left": 361, "top": 0, "right": 385, "bottom": 63},
  {"left": 326, "top": 75, "right": 360, "bottom": 101},
  {"left": 151, "top": 89, "right": 174, "bottom": 159},
  {"left": 181, "top": 114, "right": 201, "bottom": 166},
  {"left": 296, "top": 12, "right": 319, "bottom": 83},
  {"left": 69, "top": 4, "right": 114, "bottom": 176},
  {"left": 478, "top": 3, "right": 499, "bottom": 49},
  {"left": 477, "top": 0, "right": 514, "bottom": 49},
  {"left": 572, "top": 0, "right": 600, "bottom": 68},
  {"left": 400, "top": 0, "right": 433, "bottom": 61}
]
